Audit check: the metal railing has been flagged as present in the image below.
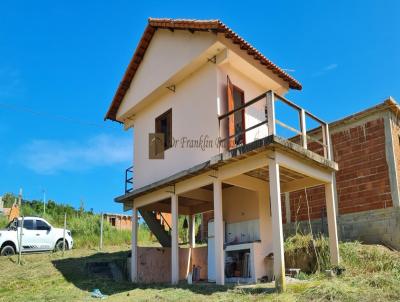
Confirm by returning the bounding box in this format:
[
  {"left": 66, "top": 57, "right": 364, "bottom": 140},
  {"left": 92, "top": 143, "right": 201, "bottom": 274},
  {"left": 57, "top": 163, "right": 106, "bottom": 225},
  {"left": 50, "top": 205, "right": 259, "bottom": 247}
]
[
  {"left": 125, "top": 166, "right": 133, "bottom": 193},
  {"left": 218, "top": 90, "right": 332, "bottom": 160}
]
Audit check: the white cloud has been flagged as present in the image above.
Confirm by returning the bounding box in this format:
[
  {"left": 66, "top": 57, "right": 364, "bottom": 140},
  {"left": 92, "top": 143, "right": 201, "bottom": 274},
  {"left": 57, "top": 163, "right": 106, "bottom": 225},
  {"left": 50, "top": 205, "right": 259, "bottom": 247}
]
[
  {"left": 0, "top": 67, "right": 22, "bottom": 97},
  {"left": 17, "top": 134, "right": 131, "bottom": 174},
  {"left": 312, "top": 63, "right": 338, "bottom": 77},
  {"left": 282, "top": 68, "right": 296, "bottom": 73},
  {"left": 324, "top": 63, "right": 338, "bottom": 71}
]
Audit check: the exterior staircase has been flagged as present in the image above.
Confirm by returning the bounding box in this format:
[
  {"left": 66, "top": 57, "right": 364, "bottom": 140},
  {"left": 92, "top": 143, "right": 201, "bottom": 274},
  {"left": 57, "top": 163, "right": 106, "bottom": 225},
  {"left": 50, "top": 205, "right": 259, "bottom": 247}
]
[
  {"left": 125, "top": 167, "right": 172, "bottom": 247},
  {"left": 139, "top": 210, "right": 171, "bottom": 247}
]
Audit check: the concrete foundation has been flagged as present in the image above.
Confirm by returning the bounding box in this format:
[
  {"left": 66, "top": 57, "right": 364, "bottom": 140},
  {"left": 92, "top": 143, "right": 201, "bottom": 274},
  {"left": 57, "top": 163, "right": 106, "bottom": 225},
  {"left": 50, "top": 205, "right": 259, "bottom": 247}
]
[{"left": 284, "top": 207, "right": 400, "bottom": 250}]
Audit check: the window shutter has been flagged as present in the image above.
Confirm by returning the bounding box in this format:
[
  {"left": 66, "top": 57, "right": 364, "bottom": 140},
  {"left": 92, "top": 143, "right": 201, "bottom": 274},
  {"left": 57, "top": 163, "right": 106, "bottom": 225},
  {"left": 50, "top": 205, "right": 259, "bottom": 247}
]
[{"left": 227, "top": 76, "right": 235, "bottom": 149}]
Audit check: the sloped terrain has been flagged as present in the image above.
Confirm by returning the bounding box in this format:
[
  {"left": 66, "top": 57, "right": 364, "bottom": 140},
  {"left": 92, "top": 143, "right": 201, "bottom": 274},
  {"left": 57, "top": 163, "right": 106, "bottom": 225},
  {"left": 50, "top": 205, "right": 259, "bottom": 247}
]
[{"left": 0, "top": 240, "right": 399, "bottom": 301}]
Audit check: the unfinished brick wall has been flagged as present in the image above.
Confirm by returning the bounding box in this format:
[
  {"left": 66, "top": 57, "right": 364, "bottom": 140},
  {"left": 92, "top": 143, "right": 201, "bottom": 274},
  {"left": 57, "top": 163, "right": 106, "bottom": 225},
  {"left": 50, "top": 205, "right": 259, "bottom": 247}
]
[
  {"left": 289, "top": 186, "right": 325, "bottom": 222},
  {"left": 336, "top": 118, "right": 392, "bottom": 212},
  {"left": 288, "top": 117, "right": 393, "bottom": 224}
]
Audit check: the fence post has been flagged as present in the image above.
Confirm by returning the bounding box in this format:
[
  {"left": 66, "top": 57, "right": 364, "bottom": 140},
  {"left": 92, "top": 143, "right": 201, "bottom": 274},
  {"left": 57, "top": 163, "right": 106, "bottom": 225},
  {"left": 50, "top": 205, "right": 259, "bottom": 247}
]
[
  {"left": 300, "top": 109, "right": 307, "bottom": 149},
  {"left": 62, "top": 213, "right": 66, "bottom": 256},
  {"left": 100, "top": 213, "right": 104, "bottom": 251},
  {"left": 18, "top": 216, "right": 24, "bottom": 265},
  {"left": 322, "top": 123, "right": 332, "bottom": 160},
  {"left": 266, "top": 91, "right": 276, "bottom": 136}
]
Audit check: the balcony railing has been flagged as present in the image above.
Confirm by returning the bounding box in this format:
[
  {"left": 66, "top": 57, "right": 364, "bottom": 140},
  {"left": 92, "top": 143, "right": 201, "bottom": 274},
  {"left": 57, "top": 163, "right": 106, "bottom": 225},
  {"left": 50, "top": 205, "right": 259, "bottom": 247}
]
[
  {"left": 218, "top": 90, "right": 332, "bottom": 160},
  {"left": 125, "top": 166, "right": 133, "bottom": 193}
]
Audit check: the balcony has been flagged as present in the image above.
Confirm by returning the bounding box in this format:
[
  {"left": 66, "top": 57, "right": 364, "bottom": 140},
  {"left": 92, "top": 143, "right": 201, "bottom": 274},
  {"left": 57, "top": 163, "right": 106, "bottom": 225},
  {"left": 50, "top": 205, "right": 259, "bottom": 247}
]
[
  {"left": 218, "top": 90, "right": 331, "bottom": 160},
  {"left": 123, "top": 91, "right": 333, "bottom": 196}
]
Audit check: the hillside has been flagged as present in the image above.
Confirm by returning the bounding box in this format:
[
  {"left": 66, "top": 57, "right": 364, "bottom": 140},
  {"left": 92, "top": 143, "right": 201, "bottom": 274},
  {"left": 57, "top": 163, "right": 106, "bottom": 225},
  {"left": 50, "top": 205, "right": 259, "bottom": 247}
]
[{"left": 0, "top": 239, "right": 399, "bottom": 301}]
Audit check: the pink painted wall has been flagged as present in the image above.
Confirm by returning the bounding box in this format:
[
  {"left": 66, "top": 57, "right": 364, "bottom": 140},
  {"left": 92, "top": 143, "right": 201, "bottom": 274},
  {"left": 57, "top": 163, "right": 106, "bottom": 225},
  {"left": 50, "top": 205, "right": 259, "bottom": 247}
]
[{"left": 136, "top": 246, "right": 207, "bottom": 283}]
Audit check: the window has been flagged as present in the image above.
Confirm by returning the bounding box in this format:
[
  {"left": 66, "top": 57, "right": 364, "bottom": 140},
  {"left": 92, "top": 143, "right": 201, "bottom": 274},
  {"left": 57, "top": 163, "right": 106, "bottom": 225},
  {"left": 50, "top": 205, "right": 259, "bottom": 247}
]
[
  {"left": 110, "top": 217, "right": 116, "bottom": 227},
  {"left": 155, "top": 109, "right": 172, "bottom": 150},
  {"left": 23, "top": 219, "right": 34, "bottom": 230},
  {"left": 36, "top": 220, "right": 50, "bottom": 231}
]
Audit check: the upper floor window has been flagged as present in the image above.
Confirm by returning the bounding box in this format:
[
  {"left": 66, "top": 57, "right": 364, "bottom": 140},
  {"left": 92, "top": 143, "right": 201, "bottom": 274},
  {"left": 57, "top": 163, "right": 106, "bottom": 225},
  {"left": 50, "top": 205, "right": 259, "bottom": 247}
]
[{"left": 155, "top": 109, "right": 172, "bottom": 150}]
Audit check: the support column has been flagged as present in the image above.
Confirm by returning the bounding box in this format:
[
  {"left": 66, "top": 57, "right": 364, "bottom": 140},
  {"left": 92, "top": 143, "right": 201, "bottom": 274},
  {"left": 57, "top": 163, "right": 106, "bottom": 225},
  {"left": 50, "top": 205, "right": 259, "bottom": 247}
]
[
  {"left": 213, "top": 179, "right": 225, "bottom": 285},
  {"left": 189, "top": 215, "right": 196, "bottom": 248},
  {"left": 325, "top": 176, "right": 340, "bottom": 265},
  {"left": 171, "top": 194, "right": 179, "bottom": 284},
  {"left": 131, "top": 205, "right": 138, "bottom": 282},
  {"left": 269, "top": 157, "right": 286, "bottom": 292}
]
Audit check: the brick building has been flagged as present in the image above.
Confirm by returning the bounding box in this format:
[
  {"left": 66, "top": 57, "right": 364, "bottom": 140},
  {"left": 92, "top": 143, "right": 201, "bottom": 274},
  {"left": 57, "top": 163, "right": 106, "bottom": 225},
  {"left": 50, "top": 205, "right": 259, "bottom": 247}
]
[
  {"left": 104, "top": 213, "right": 133, "bottom": 230},
  {"left": 201, "top": 98, "right": 400, "bottom": 249}
]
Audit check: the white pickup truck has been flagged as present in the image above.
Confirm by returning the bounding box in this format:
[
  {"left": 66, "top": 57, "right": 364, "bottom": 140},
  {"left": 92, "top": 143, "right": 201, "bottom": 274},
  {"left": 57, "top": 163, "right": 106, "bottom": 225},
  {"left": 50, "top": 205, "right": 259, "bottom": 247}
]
[{"left": 0, "top": 216, "right": 73, "bottom": 256}]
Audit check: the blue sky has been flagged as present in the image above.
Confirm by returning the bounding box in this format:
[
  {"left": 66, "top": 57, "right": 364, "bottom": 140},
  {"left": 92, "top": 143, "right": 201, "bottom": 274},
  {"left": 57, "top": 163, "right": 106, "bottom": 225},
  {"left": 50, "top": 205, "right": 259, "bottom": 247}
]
[{"left": 0, "top": 1, "right": 399, "bottom": 213}]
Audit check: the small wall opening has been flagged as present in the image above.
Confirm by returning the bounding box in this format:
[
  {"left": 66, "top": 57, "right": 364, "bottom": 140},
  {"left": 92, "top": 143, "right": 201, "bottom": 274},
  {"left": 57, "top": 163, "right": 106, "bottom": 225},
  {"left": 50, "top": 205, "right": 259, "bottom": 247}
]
[{"left": 225, "top": 249, "right": 251, "bottom": 279}]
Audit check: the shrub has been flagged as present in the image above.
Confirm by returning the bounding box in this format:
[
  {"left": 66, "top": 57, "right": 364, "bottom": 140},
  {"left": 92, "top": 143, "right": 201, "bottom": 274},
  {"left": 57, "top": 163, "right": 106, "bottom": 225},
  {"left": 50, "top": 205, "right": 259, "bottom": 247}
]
[{"left": 285, "top": 234, "right": 331, "bottom": 273}]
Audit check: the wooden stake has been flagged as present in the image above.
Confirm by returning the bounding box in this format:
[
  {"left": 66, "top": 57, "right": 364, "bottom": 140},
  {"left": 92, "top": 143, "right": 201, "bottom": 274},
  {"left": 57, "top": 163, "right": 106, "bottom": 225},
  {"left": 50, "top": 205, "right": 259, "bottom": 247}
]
[
  {"left": 62, "top": 213, "right": 66, "bottom": 256},
  {"left": 100, "top": 213, "right": 104, "bottom": 251}
]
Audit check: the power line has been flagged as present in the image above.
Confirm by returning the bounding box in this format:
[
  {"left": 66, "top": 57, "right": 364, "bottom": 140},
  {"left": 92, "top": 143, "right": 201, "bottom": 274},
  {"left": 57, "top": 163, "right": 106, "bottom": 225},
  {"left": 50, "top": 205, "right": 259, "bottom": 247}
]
[{"left": 0, "top": 101, "right": 114, "bottom": 128}]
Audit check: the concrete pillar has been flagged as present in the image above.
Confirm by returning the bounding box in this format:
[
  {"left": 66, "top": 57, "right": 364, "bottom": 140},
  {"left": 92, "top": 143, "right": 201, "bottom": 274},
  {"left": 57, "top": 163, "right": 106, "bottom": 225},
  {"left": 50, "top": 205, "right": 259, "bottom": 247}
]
[
  {"left": 213, "top": 178, "right": 225, "bottom": 285},
  {"left": 268, "top": 157, "right": 286, "bottom": 292},
  {"left": 131, "top": 206, "right": 138, "bottom": 282},
  {"left": 266, "top": 90, "right": 276, "bottom": 136},
  {"left": 384, "top": 114, "right": 400, "bottom": 208},
  {"left": 189, "top": 215, "right": 196, "bottom": 248},
  {"left": 171, "top": 194, "right": 179, "bottom": 284},
  {"left": 325, "top": 176, "right": 340, "bottom": 265}
]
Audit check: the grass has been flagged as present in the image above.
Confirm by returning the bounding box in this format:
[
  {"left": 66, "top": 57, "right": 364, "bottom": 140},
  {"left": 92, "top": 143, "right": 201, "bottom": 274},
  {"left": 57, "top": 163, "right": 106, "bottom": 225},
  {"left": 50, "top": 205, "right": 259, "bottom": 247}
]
[
  {"left": 285, "top": 233, "right": 331, "bottom": 273},
  {"left": 1, "top": 237, "right": 400, "bottom": 301}
]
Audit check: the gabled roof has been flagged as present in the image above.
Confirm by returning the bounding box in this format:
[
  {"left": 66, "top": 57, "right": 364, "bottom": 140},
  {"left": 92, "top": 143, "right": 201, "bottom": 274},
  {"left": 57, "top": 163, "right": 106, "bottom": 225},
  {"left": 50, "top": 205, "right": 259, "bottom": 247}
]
[{"left": 105, "top": 18, "right": 302, "bottom": 121}]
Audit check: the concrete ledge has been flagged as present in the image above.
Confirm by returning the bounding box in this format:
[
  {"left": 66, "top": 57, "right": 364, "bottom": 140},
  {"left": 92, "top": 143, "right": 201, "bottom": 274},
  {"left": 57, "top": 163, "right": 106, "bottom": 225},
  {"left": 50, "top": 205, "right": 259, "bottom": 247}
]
[{"left": 117, "top": 135, "right": 338, "bottom": 204}]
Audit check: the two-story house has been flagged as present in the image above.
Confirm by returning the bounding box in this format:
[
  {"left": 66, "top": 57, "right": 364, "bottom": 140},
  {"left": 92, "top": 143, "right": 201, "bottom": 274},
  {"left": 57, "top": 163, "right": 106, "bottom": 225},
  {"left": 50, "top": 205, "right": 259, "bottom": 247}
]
[{"left": 105, "top": 18, "right": 340, "bottom": 291}]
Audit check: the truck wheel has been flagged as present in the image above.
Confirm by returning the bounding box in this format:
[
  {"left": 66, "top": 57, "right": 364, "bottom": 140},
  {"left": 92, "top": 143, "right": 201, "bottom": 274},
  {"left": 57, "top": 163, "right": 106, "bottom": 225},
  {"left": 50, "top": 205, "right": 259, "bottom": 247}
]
[
  {"left": 1, "top": 245, "right": 15, "bottom": 256},
  {"left": 55, "top": 240, "right": 67, "bottom": 251}
]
